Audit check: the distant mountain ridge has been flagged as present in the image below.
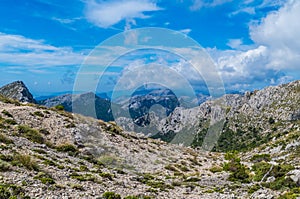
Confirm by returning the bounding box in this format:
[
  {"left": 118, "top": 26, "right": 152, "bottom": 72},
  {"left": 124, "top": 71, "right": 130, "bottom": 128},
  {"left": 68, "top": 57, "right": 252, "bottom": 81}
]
[{"left": 38, "top": 92, "right": 115, "bottom": 122}]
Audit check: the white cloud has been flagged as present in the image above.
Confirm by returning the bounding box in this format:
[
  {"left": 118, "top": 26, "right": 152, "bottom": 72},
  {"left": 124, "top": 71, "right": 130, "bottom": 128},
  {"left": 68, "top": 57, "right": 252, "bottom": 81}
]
[
  {"left": 0, "top": 32, "right": 84, "bottom": 69},
  {"left": 207, "top": 0, "right": 300, "bottom": 90},
  {"left": 52, "top": 17, "right": 76, "bottom": 24},
  {"left": 226, "top": 39, "right": 243, "bottom": 49},
  {"left": 250, "top": 0, "right": 300, "bottom": 70},
  {"left": 230, "top": 6, "right": 255, "bottom": 16},
  {"left": 85, "top": 0, "right": 161, "bottom": 28},
  {"left": 258, "top": 0, "right": 286, "bottom": 8},
  {"left": 190, "top": 0, "right": 232, "bottom": 11},
  {"left": 230, "top": 0, "right": 285, "bottom": 16},
  {"left": 179, "top": 29, "right": 192, "bottom": 35}
]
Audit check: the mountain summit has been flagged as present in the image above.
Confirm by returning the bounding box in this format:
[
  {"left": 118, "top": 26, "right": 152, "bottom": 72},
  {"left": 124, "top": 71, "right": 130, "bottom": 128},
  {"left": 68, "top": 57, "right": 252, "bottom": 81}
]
[{"left": 0, "top": 81, "right": 35, "bottom": 103}]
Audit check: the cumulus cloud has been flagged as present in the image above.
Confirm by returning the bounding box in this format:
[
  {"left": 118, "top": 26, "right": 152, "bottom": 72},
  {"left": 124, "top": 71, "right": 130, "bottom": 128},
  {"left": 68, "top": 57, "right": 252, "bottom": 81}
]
[
  {"left": 85, "top": 0, "right": 161, "bottom": 28},
  {"left": 0, "top": 32, "right": 84, "bottom": 69},
  {"left": 208, "top": 0, "right": 300, "bottom": 90},
  {"left": 250, "top": 0, "right": 300, "bottom": 70}
]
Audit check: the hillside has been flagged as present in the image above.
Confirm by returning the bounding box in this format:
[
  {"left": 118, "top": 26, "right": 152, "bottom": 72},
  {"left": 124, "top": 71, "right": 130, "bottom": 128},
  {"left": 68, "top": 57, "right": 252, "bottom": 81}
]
[
  {"left": 0, "top": 80, "right": 299, "bottom": 198},
  {"left": 155, "top": 80, "right": 300, "bottom": 152}
]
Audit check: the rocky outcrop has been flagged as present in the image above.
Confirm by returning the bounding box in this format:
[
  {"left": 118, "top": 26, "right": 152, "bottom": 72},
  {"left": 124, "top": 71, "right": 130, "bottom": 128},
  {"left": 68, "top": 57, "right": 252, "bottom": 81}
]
[{"left": 0, "top": 81, "right": 35, "bottom": 103}]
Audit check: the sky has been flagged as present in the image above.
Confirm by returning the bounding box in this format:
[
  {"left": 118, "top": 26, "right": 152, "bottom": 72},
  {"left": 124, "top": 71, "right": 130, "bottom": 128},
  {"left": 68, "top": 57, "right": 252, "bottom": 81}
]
[{"left": 0, "top": 0, "right": 299, "bottom": 97}]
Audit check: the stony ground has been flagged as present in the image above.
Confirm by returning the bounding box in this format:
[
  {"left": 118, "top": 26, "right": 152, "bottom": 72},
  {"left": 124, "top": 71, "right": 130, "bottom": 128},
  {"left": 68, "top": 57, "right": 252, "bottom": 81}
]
[{"left": 0, "top": 95, "right": 299, "bottom": 198}]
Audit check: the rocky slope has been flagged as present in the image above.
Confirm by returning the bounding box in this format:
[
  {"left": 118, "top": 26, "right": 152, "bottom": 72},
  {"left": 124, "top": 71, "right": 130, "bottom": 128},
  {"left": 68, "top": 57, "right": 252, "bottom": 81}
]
[
  {"left": 0, "top": 80, "right": 299, "bottom": 198},
  {"left": 0, "top": 81, "right": 35, "bottom": 103},
  {"left": 154, "top": 80, "right": 300, "bottom": 151}
]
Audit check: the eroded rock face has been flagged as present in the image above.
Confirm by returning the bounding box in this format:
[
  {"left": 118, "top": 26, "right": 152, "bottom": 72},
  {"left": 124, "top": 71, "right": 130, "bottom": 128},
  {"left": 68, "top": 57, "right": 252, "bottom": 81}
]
[{"left": 0, "top": 81, "right": 35, "bottom": 103}]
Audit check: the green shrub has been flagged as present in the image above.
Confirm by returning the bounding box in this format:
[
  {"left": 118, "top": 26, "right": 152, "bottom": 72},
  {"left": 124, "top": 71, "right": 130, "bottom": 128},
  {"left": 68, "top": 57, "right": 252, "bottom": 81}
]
[
  {"left": 34, "top": 172, "right": 55, "bottom": 185},
  {"left": 97, "top": 155, "right": 120, "bottom": 168},
  {"left": 4, "top": 119, "right": 17, "bottom": 125},
  {"left": 0, "top": 184, "right": 29, "bottom": 199},
  {"left": 70, "top": 183, "right": 84, "bottom": 191},
  {"left": 0, "top": 160, "right": 11, "bottom": 172},
  {"left": 251, "top": 154, "right": 271, "bottom": 163},
  {"left": 39, "top": 128, "right": 49, "bottom": 135},
  {"left": 136, "top": 173, "right": 172, "bottom": 191},
  {"left": 223, "top": 152, "right": 250, "bottom": 183},
  {"left": 184, "top": 177, "right": 201, "bottom": 182},
  {"left": 18, "top": 125, "right": 44, "bottom": 144},
  {"left": 56, "top": 143, "right": 78, "bottom": 155},
  {"left": 65, "top": 123, "right": 76, "bottom": 128},
  {"left": 0, "top": 95, "right": 20, "bottom": 106},
  {"left": 1, "top": 110, "right": 13, "bottom": 118},
  {"left": 165, "top": 164, "right": 178, "bottom": 172},
  {"left": 268, "top": 117, "right": 275, "bottom": 124},
  {"left": 54, "top": 105, "right": 64, "bottom": 111},
  {"left": 124, "top": 196, "right": 139, "bottom": 199},
  {"left": 263, "top": 177, "right": 296, "bottom": 190},
  {"left": 0, "top": 185, "right": 10, "bottom": 199},
  {"left": 209, "top": 165, "right": 223, "bottom": 173},
  {"left": 124, "top": 195, "right": 152, "bottom": 199},
  {"left": 79, "top": 165, "right": 89, "bottom": 172},
  {"left": 0, "top": 133, "right": 13, "bottom": 144},
  {"left": 0, "top": 154, "right": 13, "bottom": 162},
  {"left": 102, "top": 191, "right": 121, "bottom": 199},
  {"left": 33, "top": 111, "right": 44, "bottom": 117},
  {"left": 70, "top": 173, "right": 96, "bottom": 182},
  {"left": 247, "top": 184, "right": 260, "bottom": 194},
  {"left": 12, "top": 154, "right": 39, "bottom": 171},
  {"left": 278, "top": 187, "right": 300, "bottom": 199},
  {"left": 32, "top": 148, "right": 47, "bottom": 154},
  {"left": 43, "top": 159, "right": 57, "bottom": 167},
  {"left": 252, "top": 162, "right": 272, "bottom": 181},
  {"left": 252, "top": 162, "right": 296, "bottom": 190},
  {"left": 99, "top": 172, "right": 114, "bottom": 180}
]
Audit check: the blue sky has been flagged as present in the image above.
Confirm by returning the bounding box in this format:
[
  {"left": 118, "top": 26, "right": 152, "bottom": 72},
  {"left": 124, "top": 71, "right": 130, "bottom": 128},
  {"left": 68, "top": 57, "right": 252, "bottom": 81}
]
[{"left": 0, "top": 0, "right": 299, "bottom": 96}]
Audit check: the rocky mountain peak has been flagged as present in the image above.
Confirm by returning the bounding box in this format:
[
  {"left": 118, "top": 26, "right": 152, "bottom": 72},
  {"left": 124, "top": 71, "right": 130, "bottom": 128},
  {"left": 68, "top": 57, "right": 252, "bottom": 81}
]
[{"left": 0, "top": 81, "right": 35, "bottom": 103}]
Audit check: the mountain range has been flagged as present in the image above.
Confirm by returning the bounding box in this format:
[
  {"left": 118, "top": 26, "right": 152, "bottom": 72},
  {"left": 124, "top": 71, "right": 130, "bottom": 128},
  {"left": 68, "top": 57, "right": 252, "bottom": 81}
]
[{"left": 0, "top": 80, "right": 299, "bottom": 198}]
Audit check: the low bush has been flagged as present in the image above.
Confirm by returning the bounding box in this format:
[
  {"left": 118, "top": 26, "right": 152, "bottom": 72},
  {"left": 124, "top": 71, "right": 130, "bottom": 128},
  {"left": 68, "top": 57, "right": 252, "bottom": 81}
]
[
  {"left": 102, "top": 191, "right": 121, "bottom": 199},
  {"left": 4, "top": 119, "right": 17, "bottom": 125},
  {"left": 251, "top": 154, "right": 271, "bottom": 163},
  {"left": 0, "top": 160, "right": 11, "bottom": 172},
  {"left": 0, "top": 184, "right": 29, "bottom": 199},
  {"left": 209, "top": 165, "right": 223, "bottom": 173},
  {"left": 54, "top": 104, "right": 64, "bottom": 111},
  {"left": 1, "top": 110, "right": 13, "bottom": 118},
  {"left": 12, "top": 153, "right": 39, "bottom": 171},
  {"left": 0, "top": 133, "right": 13, "bottom": 144},
  {"left": 278, "top": 187, "right": 300, "bottom": 199},
  {"left": 223, "top": 152, "right": 250, "bottom": 183},
  {"left": 34, "top": 172, "right": 55, "bottom": 185},
  {"left": 56, "top": 144, "right": 78, "bottom": 153},
  {"left": 18, "top": 125, "right": 44, "bottom": 144},
  {"left": 33, "top": 111, "right": 44, "bottom": 117}
]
